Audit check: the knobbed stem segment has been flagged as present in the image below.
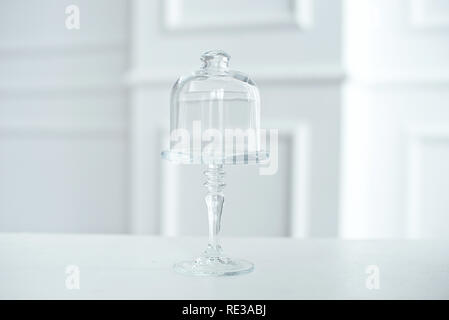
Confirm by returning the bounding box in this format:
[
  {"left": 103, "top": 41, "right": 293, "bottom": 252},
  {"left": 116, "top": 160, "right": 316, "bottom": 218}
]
[{"left": 204, "top": 164, "right": 225, "bottom": 253}]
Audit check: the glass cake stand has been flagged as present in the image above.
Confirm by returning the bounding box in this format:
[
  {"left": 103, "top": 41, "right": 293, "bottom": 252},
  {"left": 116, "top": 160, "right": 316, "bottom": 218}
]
[{"left": 162, "top": 50, "right": 268, "bottom": 276}]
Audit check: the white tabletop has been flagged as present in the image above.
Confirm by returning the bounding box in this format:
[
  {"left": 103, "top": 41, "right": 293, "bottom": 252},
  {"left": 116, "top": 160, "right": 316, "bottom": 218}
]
[{"left": 0, "top": 233, "right": 448, "bottom": 299}]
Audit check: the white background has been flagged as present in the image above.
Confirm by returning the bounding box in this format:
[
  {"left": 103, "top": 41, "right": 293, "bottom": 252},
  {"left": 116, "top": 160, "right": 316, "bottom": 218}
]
[{"left": 1, "top": 0, "right": 449, "bottom": 239}]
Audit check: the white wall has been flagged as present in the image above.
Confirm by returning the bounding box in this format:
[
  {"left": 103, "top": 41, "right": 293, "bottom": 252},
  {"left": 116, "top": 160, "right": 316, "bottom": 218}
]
[
  {"left": 0, "top": 0, "right": 129, "bottom": 232},
  {"left": 1, "top": 0, "right": 449, "bottom": 239},
  {"left": 341, "top": 0, "right": 449, "bottom": 238}
]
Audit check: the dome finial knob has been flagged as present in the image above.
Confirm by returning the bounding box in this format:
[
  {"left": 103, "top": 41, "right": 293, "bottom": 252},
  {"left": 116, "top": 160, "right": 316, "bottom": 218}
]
[{"left": 201, "top": 50, "right": 230, "bottom": 71}]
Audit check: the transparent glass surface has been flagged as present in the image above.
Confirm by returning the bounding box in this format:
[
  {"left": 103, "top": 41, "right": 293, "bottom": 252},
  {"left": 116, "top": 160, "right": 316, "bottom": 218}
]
[{"left": 162, "top": 50, "right": 268, "bottom": 276}]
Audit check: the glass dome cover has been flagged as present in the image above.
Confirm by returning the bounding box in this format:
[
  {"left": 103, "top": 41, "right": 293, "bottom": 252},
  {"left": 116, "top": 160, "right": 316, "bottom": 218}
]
[{"left": 162, "top": 50, "right": 268, "bottom": 165}]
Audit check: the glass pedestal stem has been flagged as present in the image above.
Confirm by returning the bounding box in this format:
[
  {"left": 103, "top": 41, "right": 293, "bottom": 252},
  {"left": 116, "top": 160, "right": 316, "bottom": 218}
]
[
  {"left": 204, "top": 164, "right": 225, "bottom": 253},
  {"left": 172, "top": 163, "right": 254, "bottom": 276}
]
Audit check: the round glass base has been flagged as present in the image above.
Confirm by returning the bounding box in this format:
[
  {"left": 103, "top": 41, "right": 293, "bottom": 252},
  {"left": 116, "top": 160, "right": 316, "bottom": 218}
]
[
  {"left": 174, "top": 257, "right": 254, "bottom": 276},
  {"left": 174, "top": 244, "right": 253, "bottom": 276}
]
